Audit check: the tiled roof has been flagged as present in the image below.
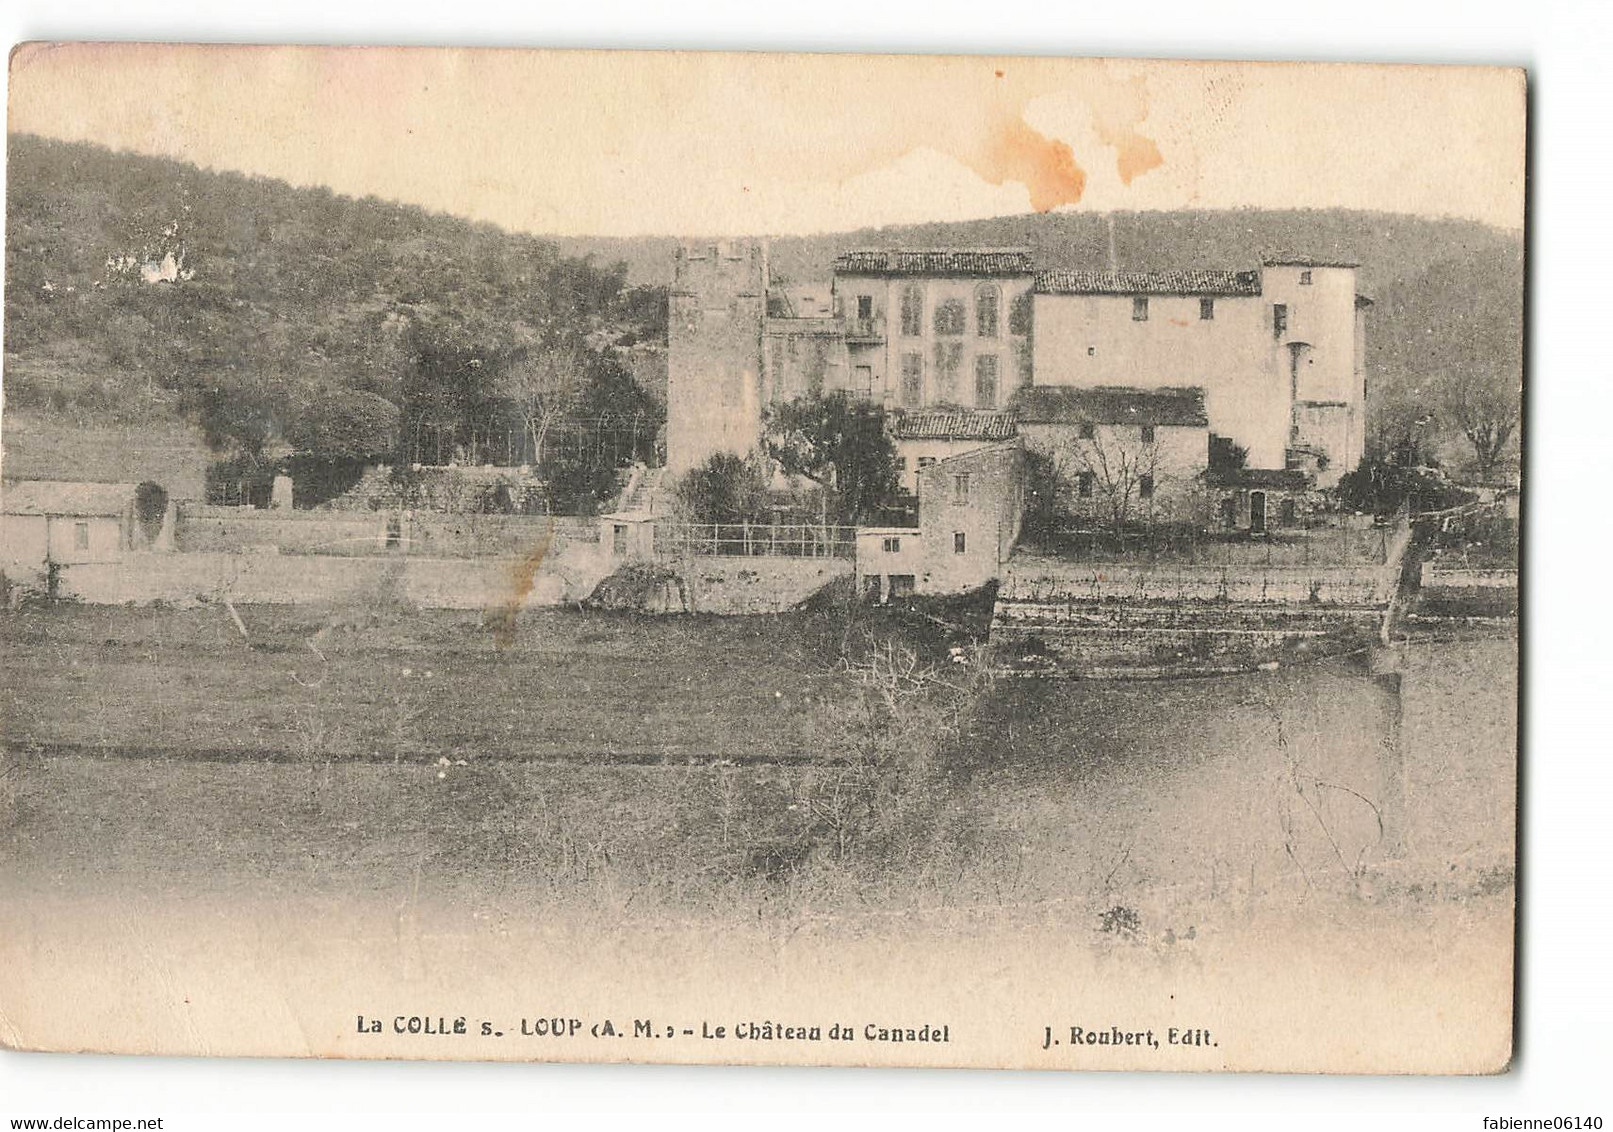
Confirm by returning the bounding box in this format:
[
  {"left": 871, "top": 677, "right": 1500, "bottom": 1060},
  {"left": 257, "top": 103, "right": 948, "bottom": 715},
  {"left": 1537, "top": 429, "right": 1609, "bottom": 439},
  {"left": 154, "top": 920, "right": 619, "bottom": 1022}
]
[
  {"left": 1262, "top": 256, "right": 1360, "bottom": 269},
  {"left": 889, "top": 410, "right": 1019, "bottom": 442},
  {"left": 833, "top": 249, "right": 1035, "bottom": 277},
  {"left": 1010, "top": 385, "right": 1209, "bottom": 428},
  {"left": 2, "top": 480, "right": 137, "bottom": 516},
  {"left": 1035, "top": 269, "right": 1262, "bottom": 296}
]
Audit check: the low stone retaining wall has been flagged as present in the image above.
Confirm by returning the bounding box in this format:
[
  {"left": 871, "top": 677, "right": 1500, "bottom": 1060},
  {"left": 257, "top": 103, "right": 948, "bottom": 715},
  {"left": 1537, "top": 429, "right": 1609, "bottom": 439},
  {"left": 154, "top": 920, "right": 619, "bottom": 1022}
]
[
  {"left": 55, "top": 545, "right": 611, "bottom": 611},
  {"left": 590, "top": 556, "right": 852, "bottom": 615},
  {"left": 991, "top": 554, "right": 1394, "bottom": 676},
  {"left": 1003, "top": 556, "right": 1397, "bottom": 607},
  {"left": 1416, "top": 562, "right": 1519, "bottom": 619},
  {"left": 1420, "top": 562, "right": 1519, "bottom": 590},
  {"left": 684, "top": 558, "right": 852, "bottom": 614},
  {"left": 175, "top": 506, "right": 598, "bottom": 558},
  {"left": 176, "top": 507, "right": 385, "bottom": 556}
]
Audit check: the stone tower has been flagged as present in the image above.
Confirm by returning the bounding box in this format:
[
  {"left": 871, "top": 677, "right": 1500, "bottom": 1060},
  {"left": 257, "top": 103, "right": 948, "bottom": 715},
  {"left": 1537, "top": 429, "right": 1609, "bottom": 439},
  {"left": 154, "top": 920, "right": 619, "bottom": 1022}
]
[{"left": 665, "top": 240, "right": 768, "bottom": 477}]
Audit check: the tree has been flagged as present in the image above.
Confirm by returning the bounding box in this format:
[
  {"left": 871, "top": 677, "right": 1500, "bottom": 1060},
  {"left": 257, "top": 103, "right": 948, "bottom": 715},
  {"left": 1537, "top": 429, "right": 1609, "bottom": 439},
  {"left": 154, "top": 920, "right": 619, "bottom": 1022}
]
[
  {"left": 497, "top": 341, "right": 588, "bottom": 466},
  {"left": 286, "top": 387, "right": 401, "bottom": 458},
  {"left": 1023, "top": 423, "right": 1167, "bottom": 535},
  {"left": 1439, "top": 366, "right": 1521, "bottom": 481},
  {"left": 1369, "top": 247, "right": 1522, "bottom": 479},
  {"left": 674, "top": 452, "right": 771, "bottom": 525},
  {"left": 1336, "top": 457, "right": 1473, "bottom": 517},
  {"left": 1084, "top": 433, "right": 1160, "bottom": 532},
  {"left": 1021, "top": 447, "right": 1067, "bottom": 543},
  {"left": 1064, "top": 425, "right": 1162, "bottom": 533},
  {"left": 533, "top": 352, "right": 663, "bottom": 513},
  {"left": 763, "top": 393, "right": 900, "bottom": 524}
]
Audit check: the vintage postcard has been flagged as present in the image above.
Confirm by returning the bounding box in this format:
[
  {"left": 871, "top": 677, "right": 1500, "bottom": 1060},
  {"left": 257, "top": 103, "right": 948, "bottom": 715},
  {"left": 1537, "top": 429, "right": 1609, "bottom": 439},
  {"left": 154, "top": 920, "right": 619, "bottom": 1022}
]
[{"left": 0, "top": 46, "right": 1523, "bottom": 1072}]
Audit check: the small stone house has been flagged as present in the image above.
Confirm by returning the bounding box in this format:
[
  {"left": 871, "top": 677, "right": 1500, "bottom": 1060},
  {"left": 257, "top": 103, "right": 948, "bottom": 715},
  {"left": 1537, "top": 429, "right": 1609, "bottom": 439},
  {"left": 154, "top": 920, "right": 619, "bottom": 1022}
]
[
  {"left": 1, "top": 481, "right": 142, "bottom": 579},
  {"left": 1011, "top": 385, "right": 1210, "bottom": 527},
  {"left": 1205, "top": 467, "right": 1313, "bottom": 534},
  {"left": 856, "top": 440, "right": 1025, "bottom": 600}
]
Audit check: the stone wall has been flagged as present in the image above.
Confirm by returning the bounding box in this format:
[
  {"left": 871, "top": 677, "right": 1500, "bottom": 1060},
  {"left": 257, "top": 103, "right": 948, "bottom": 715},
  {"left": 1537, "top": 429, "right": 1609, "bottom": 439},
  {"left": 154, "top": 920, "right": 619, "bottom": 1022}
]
[
  {"left": 1416, "top": 562, "right": 1519, "bottom": 618},
  {"left": 685, "top": 557, "right": 851, "bottom": 614},
  {"left": 175, "top": 506, "right": 597, "bottom": 558},
  {"left": 1002, "top": 555, "right": 1397, "bottom": 607},
  {"left": 176, "top": 506, "right": 387, "bottom": 555},
  {"left": 992, "top": 552, "right": 1396, "bottom": 676},
  {"left": 592, "top": 556, "right": 851, "bottom": 615},
  {"left": 404, "top": 513, "right": 598, "bottom": 557},
  {"left": 55, "top": 543, "right": 611, "bottom": 611}
]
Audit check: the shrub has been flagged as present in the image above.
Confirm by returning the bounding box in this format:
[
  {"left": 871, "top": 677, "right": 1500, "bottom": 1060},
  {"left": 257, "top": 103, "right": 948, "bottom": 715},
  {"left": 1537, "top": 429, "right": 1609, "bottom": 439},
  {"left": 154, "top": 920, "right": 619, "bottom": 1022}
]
[
  {"left": 1336, "top": 457, "right": 1473, "bottom": 516},
  {"left": 134, "top": 480, "right": 168, "bottom": 542},
  {"left": 674, "top": 452, "right": 771, "bottom": 525}
]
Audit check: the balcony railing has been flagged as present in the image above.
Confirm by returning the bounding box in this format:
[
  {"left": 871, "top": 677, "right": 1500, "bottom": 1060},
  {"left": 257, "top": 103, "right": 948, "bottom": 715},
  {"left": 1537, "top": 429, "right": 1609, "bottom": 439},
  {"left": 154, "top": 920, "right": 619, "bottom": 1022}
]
[{"left": 844, "top": 316, "right": 885, "bottom": 343}]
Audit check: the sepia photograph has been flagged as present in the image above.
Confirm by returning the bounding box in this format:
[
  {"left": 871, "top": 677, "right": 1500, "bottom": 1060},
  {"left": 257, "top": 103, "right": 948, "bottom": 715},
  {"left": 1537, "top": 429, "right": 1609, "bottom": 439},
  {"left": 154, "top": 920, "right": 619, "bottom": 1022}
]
[{"left": 0, "top": 42, "right": 1525, "bottom": 1082}]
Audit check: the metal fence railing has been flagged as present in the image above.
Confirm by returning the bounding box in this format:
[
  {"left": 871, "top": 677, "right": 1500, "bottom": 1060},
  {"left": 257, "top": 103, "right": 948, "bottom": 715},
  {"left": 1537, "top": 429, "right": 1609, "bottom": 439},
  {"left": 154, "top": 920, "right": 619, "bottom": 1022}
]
[{"left": 654, "top": 522, "right": 858, "bottom": 560}]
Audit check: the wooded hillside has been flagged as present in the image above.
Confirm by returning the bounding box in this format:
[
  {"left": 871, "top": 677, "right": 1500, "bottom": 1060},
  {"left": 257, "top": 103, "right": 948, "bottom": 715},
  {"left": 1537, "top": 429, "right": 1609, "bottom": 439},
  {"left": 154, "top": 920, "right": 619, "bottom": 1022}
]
[
  {"left": 4, "top": 133, "right": 666, "bottom": 488},
  {"left": 5, "top": 133, "right": 1522, "bottom": 489}
]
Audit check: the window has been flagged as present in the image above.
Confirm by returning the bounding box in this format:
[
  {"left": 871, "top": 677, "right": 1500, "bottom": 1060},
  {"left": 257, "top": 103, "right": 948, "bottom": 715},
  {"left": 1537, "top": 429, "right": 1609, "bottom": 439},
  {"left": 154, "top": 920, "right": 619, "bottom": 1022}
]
[
  {"left": 974, "top": 354, "right": 999, "bottom": 408},
  {"left": 1299, "top": 270, "right": 1313, "bottom": 285},
  {"left": 1078, "top": 421, "right": 1096, "bottom": 440},
  {"left": 934, "top": 298, "right": 966, "bottom": 335},
  {"left": 1273, "top": 303, "right": 1288, "bottom": 339},
  {"left": 900, "top": 353, "right": 924, "bottom": 406},
  {"left": 933, "top": 340, "right": 963, "bottom": 398},
  {"left": 1132, "top": 296, "right": 1149, "bottom": 321},
  {"left": 900, "top": 285, "right": 924, "bottom": 337},
  {"left": 612, "top": 524, "right": 627, "bottom": 555},
  {"left": 953, "top": 473, "right": 971, "bottom": 504},
  {"left": 853, "top": 364, "right": 873, "bottom": 400},
  {"left": 1280, "top": 498, "right": 1298, "bottom": 525},
  {"left": 1077, "top": 472, "right": 1095, "bottom": 498},
  {"left": 1138, "top": 474, "right": 1155, "bottom": 500},
  {"left": 1009, "top": 292, "right": 1034, "bottom": 337},
  {"left": 882, "top": 536, "right": 902, "bottom": 553},
  {"left": 975, "top": 284, "right": 1000, "bottom": 338},
  {"left": 856, "top": 294, "right": 873, "bottom": 319},
  {"left": 73, "top": 522, "right": 90, "bottom": 550},
  {"left": 953, "top": 531, "right": 967, "bottom": 555},
  {"left": 895, "top": 456, "right": 908, "bottom": 472},
  {"left": 1200, "top": 297, "right": 1215, "bottom": 320},
  {"left": 917, "top": 456, "right": 937, "bottom": 469},
  {"left": 1140, "top": 425, "right": 1156, "bottom": 444}
]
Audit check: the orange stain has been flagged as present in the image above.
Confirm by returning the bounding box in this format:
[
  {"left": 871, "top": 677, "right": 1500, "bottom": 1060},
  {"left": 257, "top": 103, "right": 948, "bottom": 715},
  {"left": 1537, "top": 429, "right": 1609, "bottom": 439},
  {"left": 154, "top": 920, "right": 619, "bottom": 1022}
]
[
  {"left": 966, "top": 115, "right": 1086, "bottom": 212},
  {"left": 1111, "top": 132, "right": 1164, "bottom": 185},
  {"left": 1087, "top": 75, "right": 1166, "bottom": 186},
  {"left": 487, "top": 522, "right": 554, "bottom": 648}
]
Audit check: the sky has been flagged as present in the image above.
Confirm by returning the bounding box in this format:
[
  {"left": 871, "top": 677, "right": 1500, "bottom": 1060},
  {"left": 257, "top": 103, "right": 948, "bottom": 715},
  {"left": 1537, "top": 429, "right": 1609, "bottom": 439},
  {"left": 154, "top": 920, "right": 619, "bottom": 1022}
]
[{"left": 7, "top": 44, "right": 1526, "bottom": 238}]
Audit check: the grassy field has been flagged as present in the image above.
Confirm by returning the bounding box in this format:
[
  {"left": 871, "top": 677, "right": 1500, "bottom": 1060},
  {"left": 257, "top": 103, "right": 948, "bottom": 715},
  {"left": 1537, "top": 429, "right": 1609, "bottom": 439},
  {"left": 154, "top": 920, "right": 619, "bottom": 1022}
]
[
  {"left": 0, "top": 601, "right": 871, "bottom": 763},
  {"left": 0, "top": 603, "right": 1516, "bottom": 1067},
  {"left": 1, "top": 600, "right": 1516, "bottom": 927}
]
